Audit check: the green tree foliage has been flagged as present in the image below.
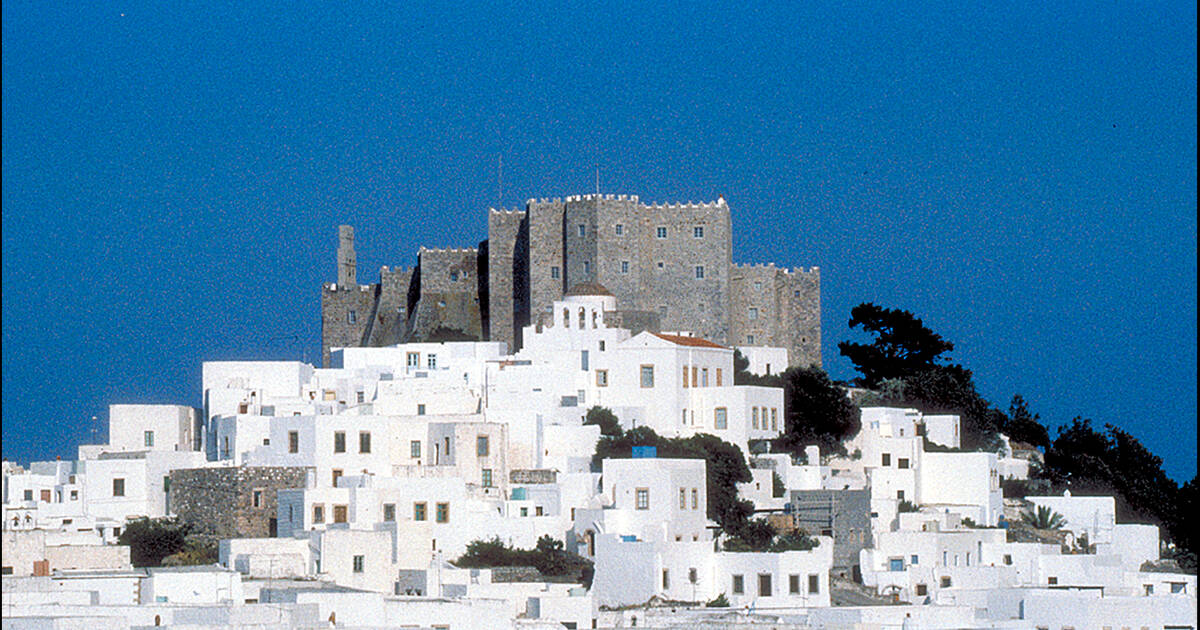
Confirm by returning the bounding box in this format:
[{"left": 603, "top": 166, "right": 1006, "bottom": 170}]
[
  {"left": 454, "top": 536, "right": 593, "bottom": 582},
  {"left": 706, "top": 593, "right": 730, "bottom": 607},
  {"left": 772, "top": 472, "right": 786, "bottom": 498},
  {"left": 774, "top": 366, "right": 859, "bottom": 457},
  {"left": 161, "top": 539, "right": 218, "bottom": 566},
  {"left": 592, "top": 428, "right": 753, "bottom": 534},
  {"left": 723, "top": 518, "right": 777, "bottom": 551},
  {"left": 1004, "top": 394, "right": 1050, "bottom": 448},
  {"left": 1043, "top": 418, "right": 1188, "bottom": 551},
  {"left": 734, "top": 347, "right": 749, "bottom": 376},
  {"left": 1023, "top": 505, "right": 1066, "bottom": 530},
  {"left": 118, "top": 517, "right": 190, "bottom": 567},
  {"left": 1172, "top": 478, "right": 1198, "bottom": 572},
  {"left": 583, "top": 406, "right": 622, "bottom": 437},
  {"left": 732, "top": 349, "right": 783, "bottom": 387},
  {"left": 723, "top": 522, "right": 820, "bottom": 552},
  {"left": 838, "top": 303, "right": 955, "bottom": 388},
  {"left": 456, "top": 537, "right": 514, "bottom": 567},
  {"left": 768, "top": 528, "right": 819, "bottom": 551}
]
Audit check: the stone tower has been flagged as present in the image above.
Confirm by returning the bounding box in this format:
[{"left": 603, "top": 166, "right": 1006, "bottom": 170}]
[
  {"left": 337, "top": 225, "right": 356, "bottom": 286},
  {"left": 321, "top": 225, "right": 374, "bottom": 367}
]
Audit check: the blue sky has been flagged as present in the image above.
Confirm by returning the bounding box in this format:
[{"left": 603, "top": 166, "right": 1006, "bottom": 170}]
[{"left": 3, "top": 3, "right": 1195, "bottom": 480}]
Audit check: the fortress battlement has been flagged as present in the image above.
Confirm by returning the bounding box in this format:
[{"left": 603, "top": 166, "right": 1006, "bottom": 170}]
[
  {"left": 419, "top": 247, "right": 479, "bottom": 255},
  {"left": 380, "top": 265, "right": 413, "bottom": 275},
  {"left": 526, "top": 194, "right": 645, "bottom": 205},
  {"left": 324, "top": 282, "right": 372, "bottom": 292},
  {"left": 733, "top": 263, "right": 820, "bottom": 275},
  {"left": 645, "top": 199, "right": 724, "bottom": 210},
  {"left": 576, "top": 193, "right": 639, "bottom": 202},
  {"left": 489, "top": 207, "right": 526, "bottom": 216}
]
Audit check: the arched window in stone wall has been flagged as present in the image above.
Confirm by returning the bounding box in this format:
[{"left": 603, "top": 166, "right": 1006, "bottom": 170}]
[
  {"left": 563, "top": 308, "right": 570, "bottom": 328},
  {"left": 592, "top": 310, "right": 598, "bottom": 329},
  {"left": 578, "top": 308, "right": 585, "bottom": 329}
]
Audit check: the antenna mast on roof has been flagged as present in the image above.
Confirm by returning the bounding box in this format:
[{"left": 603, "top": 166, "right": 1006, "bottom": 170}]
[{"left": 595, "top": 165, "right": 600, "bottom": 195}]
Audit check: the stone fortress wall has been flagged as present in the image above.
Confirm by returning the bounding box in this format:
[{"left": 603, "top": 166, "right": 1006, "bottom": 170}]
[
  {"left": 364, "top": 265, "right": 414, "bottom": 348},
  {"left": 729, "top": 263, "right": 822, "bottom": 369},
  {"left": 319, "top": 193, "right": 821, "bottom": 369},
  {"left": 406, "top": 247, "right": 483, "bottom": 342},
  {"left": 485, "top": 208, "right": 527, "bottom": 349},
  {"left": 169, "top": 466, "right": 310, "bottom": 542}
]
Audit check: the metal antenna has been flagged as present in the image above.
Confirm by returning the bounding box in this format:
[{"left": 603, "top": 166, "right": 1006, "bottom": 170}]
[{"left": 595, "top": 165, "right": 600, "bottom": 195}]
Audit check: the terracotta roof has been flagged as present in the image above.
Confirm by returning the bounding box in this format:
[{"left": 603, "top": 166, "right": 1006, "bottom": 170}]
[
  {"left": 564, "top": 282, "right": 614, "bottom": 297},
  {"left": 650, "top": 332, "right": 727, "bottom": 349}
]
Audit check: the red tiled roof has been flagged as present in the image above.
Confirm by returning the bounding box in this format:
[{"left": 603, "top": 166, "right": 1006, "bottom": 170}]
[{"left": 650, "top": 332, "right": 727, "bottom": 349}]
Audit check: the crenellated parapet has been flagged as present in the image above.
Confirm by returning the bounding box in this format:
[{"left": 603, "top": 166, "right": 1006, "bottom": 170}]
[
  {"left": 418, "top": 246, "right": 479, "bottom": 255},
  {"left": 322, "top": 282, "right": 373, "bottom": 293},
  {"left": 643, "top": 198, "right": 726, "bottom": 210}
]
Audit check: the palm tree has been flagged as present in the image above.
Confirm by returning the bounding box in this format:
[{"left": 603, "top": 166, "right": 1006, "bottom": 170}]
[{"left": 1023, "top": 505, "right": 1066, "bottom": 530}]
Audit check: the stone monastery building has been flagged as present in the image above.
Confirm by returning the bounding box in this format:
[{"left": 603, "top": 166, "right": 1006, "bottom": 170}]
[{"left": 322, "top": 193, "right": 821, "bottom": 368}]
